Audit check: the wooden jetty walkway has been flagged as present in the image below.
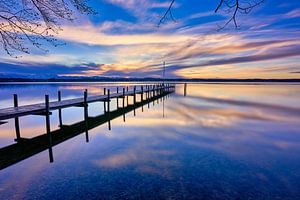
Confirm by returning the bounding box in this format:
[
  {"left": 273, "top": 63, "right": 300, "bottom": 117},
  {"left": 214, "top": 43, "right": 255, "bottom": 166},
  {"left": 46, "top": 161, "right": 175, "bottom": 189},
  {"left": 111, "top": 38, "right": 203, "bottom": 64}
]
[{"left": 0, "top": 84, "right": 174, "bottom": 121}]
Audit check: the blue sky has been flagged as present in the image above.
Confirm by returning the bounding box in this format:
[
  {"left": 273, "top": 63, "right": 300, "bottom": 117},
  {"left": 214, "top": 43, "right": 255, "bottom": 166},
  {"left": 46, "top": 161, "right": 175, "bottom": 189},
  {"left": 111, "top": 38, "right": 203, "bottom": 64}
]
[{"left": 0, "top": 0, "right": 300, "bottom": 79}]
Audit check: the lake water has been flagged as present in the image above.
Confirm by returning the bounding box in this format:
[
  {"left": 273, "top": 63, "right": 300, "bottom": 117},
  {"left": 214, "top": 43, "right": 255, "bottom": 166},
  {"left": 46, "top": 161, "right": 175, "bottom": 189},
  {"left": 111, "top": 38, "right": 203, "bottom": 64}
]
[{"left": 0, "top": 82, "right": 300, "bottom": 199}]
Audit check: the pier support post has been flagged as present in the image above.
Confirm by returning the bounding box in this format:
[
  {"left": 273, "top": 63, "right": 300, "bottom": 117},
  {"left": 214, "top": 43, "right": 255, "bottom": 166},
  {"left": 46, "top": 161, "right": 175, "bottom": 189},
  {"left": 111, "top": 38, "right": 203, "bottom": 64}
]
[
  {"left": 141, "top": 86, "right": 144, "bottom": 112},
  {"left": 148, "top": 86, "right": 150, "bottom": 109},
  {"left": 141, "top": 86, "right": 144, "bottom": 101},
  {"left": 146, "top": 85, "right": 149, "bottom": 100},
  {"left": 104, "top": 88, "right": 107, "bottom": 113},
  {"left": 133, "top": 86, "right": 136, "bottom": 104},
  {"left": 184, "top": 83, "right": 187, "bottom": 96},
  {"left": 84, "top": 89, "right": 89, "bottom": 142},
  {"left": 116, "top": 87, "right": 119, "bottom": 109},
  {"left": 133, "top": 86, "right": 136, "bottom": 116},
  {"left": 122, "top": 88, "right": 126, "bottom": 122},
  {"left": 13, "top": 94, "right": 21, "bottom": 142},
  {"left": 126, "top": 86, "right": 129, "bottom": 106},
  {"left": 58, "top": 91, "right": 63, "bottom": 128},
  {"left": 160, "top": 85, "right": 163, "bottom": 102},
  {"left": 45, "top": 95, "right": 54, "bottom": 163},
  {"left": 107, "top": 89, "right": 111, "bottom": 130},
  {"left": 152, "top": 85, "right": 155, "bottom": 97}
]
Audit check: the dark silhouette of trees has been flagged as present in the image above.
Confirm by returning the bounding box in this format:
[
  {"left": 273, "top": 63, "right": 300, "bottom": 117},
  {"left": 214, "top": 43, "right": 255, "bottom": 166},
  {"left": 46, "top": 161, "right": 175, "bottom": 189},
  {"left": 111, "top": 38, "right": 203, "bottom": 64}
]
[
  {"left": 159, "top": 0, "right": 264, "bottom": 29},
  {"left": 0, "top": 0, "right": 94, "bottom": 57}
]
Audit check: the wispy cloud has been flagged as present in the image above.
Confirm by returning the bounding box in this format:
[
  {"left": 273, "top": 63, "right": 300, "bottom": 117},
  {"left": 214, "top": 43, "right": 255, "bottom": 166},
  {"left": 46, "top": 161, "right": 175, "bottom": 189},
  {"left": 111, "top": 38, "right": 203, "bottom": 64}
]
[
  {"left": 1, "top": 1, "right": 300, "bottom": 79},
  {"left": 285, "top": 8, "right": 300, "bottom": 18},
  {"left": 167, "top": 44, "right": 300, "bottom": 70},
  {"left": 104, "top": 0, "right": 173, "bottom": 20}
]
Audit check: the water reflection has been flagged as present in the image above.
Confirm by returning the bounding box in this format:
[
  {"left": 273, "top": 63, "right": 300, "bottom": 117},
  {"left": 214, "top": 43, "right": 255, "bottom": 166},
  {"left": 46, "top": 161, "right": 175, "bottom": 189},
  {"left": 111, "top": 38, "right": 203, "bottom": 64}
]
[{"left": 0, "top": 83, "right": 300, "bottom": 200}]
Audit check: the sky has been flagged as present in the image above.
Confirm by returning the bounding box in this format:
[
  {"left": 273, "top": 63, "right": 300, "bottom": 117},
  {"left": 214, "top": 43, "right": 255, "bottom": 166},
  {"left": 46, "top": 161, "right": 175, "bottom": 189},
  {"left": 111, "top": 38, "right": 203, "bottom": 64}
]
[{"left": 0, "top": 0, "right": 300, "bottom": 79}]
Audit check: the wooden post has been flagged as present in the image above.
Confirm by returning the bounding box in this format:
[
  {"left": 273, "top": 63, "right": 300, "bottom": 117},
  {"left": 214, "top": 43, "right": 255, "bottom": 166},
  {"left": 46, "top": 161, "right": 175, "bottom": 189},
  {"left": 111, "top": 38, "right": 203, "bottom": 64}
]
[
  {"left": 122, "top": 88, "right": 125, "bottom": 122},
  {"left": 153, "top": 85, "right": 155, "bottom": 106},
  {"left": 133, "top": 86, "right": 136, "bottom": 103},
  {"left": 116, "top": 87, "right": 119, "bottom": 109},
  {"left": 153, "top": 85, "right": 155, "bottom": 97},
  {"left": 84, "top": 89, "right": 89, "bottom": 143},
  {"left": 104, "top": 88, "right": 107, "bottom": 113},
  {"left": 126, "top": 86, "right": 129, "bottom": 106},
  {"left": 159, "top": 84, "right": 161, "bottom": 96},
  {"left": 13, "top": 94, "right": 21, "bottom": 142},
  {"left": 146, "top": 85, "right": 149, "bottom": 99},
  {"left": 184, "top": 83, "right": 187, "bottom": 96},
  {"left": 58, "top": 91, "right": 63, "bottom": 128},
  {"left": 147, "top": 85, "right": 150, "bottom": 108},
  {"left": 107, "top": 89, "right": 111, "bottom": 130},
  {"left": 141, "top": 86, "right": 144, "bottom": 112},
  {"left": 157, "top": 89, "right": 160, "bottom": 104},
  {"left": 159, "top": 84, "right": 161, "bottom": 95},
  {"left": 160, "top": 84, "right": 163, "bottom": 102},
  {"left": 141, "top": 86, "right": 144, "bottom": 101},
  {"left": 163, "top": 96, "right": 165, "bottom": 118},
  {"left": 151, "top": 85, "right": 153, "bottom": 97},
  {"left": 133, "top": 86, "right": 136, "bottom": 116},
  {"left": 148, "top": 86, "right": 150, "bottom": 109},
  {"left": 45, "top": 95, "right": 53, "bottom": 163}
]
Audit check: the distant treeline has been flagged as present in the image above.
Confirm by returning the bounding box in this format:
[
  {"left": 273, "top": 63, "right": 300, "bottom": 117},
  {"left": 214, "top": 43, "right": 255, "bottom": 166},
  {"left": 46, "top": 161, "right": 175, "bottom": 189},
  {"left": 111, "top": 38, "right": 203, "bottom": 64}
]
[{"left": 0, "top": 77, "right": 300, "bottom": 83}]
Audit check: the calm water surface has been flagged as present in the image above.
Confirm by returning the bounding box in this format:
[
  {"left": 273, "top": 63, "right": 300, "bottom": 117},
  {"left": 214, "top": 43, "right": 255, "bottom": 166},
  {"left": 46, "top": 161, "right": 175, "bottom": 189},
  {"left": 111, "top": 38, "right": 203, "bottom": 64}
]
[{"left": 0, "top": 82, "right": 300, "bottom": 200}]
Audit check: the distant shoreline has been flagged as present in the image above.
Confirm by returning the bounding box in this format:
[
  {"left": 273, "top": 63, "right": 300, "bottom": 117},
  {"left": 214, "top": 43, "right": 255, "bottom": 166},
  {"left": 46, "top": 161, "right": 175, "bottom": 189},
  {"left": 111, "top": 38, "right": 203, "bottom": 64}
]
[{"left": 1, "top": 78, "right": 300, "bottom": 83}]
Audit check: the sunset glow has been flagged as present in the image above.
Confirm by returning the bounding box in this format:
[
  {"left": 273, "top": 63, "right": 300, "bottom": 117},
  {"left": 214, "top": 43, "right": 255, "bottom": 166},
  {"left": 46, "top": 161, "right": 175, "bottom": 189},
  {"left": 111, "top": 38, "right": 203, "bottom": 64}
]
[{"left": 1, "top": 0, "right": 300, "bottom": 79}]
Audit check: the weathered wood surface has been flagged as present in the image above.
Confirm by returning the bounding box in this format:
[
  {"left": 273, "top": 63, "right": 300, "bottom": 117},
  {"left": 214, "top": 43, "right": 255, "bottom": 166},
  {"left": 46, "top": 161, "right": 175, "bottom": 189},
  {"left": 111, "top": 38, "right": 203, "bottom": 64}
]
[{"left": 0, "top": 85, "right": 173, "bottom": 120}]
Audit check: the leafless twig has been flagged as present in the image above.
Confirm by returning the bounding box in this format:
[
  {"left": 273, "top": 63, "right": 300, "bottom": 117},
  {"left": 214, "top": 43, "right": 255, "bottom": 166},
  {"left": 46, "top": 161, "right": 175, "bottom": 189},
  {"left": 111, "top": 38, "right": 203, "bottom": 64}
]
[
  {"left": 158, "top": 0, "right": 176, "bottom": 27},
  {"left": 215, "top": 0, "right": 264, "bottom": 30},
  {"left": 159, "top": 0, "right": 264, "bottom": 29},
  {"left": 0, "top": 0, "right": 95, "bottom": 57}
]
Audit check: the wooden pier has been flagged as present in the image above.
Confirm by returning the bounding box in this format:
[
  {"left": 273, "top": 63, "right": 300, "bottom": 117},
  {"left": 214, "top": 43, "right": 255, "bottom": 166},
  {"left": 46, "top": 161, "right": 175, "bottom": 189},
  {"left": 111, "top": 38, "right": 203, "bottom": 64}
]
[
  {"left": 0, "top": 84, "right": 175, "bottom": 170},
  {"left": 0, "top": 84, "right": 174, "bottom": 121}
]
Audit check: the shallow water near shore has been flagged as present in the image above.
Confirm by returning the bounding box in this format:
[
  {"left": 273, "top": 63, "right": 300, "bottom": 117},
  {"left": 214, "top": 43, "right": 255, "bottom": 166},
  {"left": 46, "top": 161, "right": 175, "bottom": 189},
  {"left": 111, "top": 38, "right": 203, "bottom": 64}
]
[{"left": 0, "top": 82, "right": 300, "bottom": 200}]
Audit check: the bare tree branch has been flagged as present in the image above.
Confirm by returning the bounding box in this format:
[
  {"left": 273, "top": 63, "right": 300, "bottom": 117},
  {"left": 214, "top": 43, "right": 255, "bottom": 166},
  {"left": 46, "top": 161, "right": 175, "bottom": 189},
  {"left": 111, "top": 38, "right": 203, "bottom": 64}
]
[
  {"left": 0, "top": 0, "right": 95, "bottom": 57},
  {"left": 216, "top": 0, "right": 264, "bottom": 30},
  {"left": 158, "top": 0, "right": 175, "bottom": 27},
  {"left": 160, "top": 0, "right": 264, "bottom": 29}
]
